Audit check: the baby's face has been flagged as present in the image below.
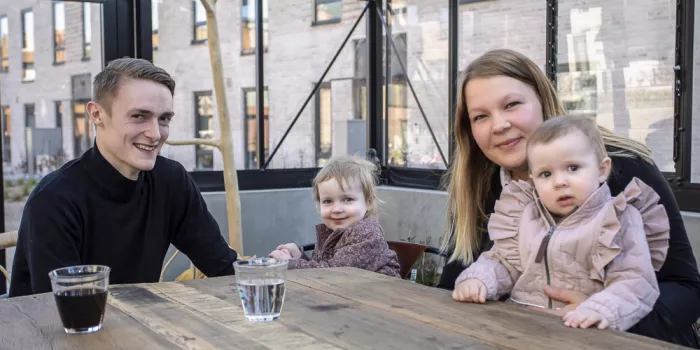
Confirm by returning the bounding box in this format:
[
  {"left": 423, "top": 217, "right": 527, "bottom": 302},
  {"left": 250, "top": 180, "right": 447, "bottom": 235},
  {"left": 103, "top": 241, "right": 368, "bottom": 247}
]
[
  {"left": 317, "top": 177, "right": 368, "bottom": 230},
  {"left": 528, "top": 130, "right": 609, "bottom": 220}
]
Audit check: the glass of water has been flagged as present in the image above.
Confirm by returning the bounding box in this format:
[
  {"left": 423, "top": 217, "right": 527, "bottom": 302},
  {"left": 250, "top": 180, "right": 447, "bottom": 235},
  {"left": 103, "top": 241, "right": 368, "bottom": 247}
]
[{"left": 233, "top": 258, "right": 288, "bottom": 322}]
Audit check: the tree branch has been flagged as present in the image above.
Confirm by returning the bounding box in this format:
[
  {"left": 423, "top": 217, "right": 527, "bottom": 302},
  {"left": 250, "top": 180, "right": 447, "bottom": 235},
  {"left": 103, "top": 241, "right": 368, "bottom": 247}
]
[
  {"left": 200, "top": 0, "right": 215, "bottom": 14},
  {"left": 166, "top": 138, "right": 220, "bottom": 149}
]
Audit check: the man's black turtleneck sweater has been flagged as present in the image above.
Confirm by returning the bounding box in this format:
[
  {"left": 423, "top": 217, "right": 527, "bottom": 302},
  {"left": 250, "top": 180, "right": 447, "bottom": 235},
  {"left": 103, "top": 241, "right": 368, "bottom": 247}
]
[{"left": 9, "top": 145, "right": 238, "bottom": 297}]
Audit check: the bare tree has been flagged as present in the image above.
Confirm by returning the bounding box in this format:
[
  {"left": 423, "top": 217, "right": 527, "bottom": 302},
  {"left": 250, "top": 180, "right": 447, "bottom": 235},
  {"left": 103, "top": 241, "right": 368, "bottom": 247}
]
[{"left": 166, "top": 0, "right": 243, "bottom": 255}]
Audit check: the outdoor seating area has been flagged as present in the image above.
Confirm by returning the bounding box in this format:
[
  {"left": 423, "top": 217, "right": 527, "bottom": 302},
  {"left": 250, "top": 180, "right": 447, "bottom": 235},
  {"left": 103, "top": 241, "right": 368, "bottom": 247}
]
[{"left": 1, "top": 0, "right": 700, "bottom": 349}]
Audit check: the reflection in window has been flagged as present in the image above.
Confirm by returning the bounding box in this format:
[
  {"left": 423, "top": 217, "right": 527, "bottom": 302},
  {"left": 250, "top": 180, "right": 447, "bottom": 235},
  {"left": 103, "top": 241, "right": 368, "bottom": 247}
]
[
  {"left": 1, "top": 106, "right": 10, "bottom": 162},
  {"left": 557, "top": 3, "right": 675, "bottom": 173},
  {"left": 55, "top": 101, "right": 63, "bottom": 128},
  {"left": 53, "top": 2, "right": 66, "bottom": 64},
  {"left": 243, "top": 88, "right": 269, "bottom": 169},
  {"left": 83, "top": 3, "right": 91, "bottom": 59},
  {"left": 314, "top": 0, "right": 342, "bottom": 24},
  {"left": 193, "top": 0, "right": 207, "bottom": 42},
  {"left": 194, "top": 91, "right": 214, "bottom": 170},
  {"left": 315, "top": 83, "right": 332, "bottom": 166},
  {"left": 73, "top": 101, "right": 92, "bottom": 157},
  {"left": 1, "top": 16, "right": 8, "bottom": 71},
  {"left": 152, "top": 0, "right": 159, "bottom": 50},
  {"left": 21, "top": 9, "right": 35, "bottom": 82},
  {"left": 241, "top": 0, "right": 268, "bottom": 55},
  {"left": 24, "top": 104, "right": 35, "bottom": 128}
]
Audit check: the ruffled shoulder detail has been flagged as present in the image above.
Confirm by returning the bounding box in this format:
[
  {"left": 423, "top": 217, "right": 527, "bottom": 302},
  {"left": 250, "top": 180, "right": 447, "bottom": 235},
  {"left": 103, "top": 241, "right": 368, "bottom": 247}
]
[
  {"left": 615, "top": 178, "right": 670, "bottom": 271},
  {"left": 590, "top": 199, "right": 622, "bottom": 282},
  {"left": 487, "top": 180, "right": 535, "bottom": 241}
]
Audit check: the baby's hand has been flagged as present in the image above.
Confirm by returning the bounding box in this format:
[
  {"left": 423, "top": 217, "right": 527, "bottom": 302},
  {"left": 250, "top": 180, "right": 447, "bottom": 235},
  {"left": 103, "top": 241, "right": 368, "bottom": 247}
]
[
  {"left": 563, "top": 308, "right": 609, "bottom": 329},
  {"left": 269, "top": 249, "right": 293, "bottom": 260},
  {"left": 452, "top": 279, "right": 487, "bottom": 303},
  {"left": 275, "top": 243, "right": 302, "bottom": 259}
]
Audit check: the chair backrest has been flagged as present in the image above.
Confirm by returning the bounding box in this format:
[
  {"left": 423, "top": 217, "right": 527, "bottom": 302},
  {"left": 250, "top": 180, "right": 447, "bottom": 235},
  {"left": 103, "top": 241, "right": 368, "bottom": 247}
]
[
  {"left": 387, "top": 241, "right": 431, "bottom": 280},
  {"left": 0, "top": 230, "right": 18, "bottom": 287}
]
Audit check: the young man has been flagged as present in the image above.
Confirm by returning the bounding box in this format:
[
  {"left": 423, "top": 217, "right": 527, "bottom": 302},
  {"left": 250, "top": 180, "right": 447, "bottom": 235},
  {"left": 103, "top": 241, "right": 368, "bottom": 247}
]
[{"left": 9, "top": 58, "right": 238, "bottom": 297}]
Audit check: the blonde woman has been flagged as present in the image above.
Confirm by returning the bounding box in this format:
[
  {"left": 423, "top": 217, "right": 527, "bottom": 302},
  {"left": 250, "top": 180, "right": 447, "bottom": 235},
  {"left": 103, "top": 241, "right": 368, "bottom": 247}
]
[{"left": 439, "top": 49, "right": 700, "bottom": 347}]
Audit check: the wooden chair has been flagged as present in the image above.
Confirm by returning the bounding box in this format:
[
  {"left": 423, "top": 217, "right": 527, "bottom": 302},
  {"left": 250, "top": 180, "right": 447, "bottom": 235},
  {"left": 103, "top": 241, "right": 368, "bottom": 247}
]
[
  {"left": 0, "top": 231, "right": 18, "bottom": 297},
  {"left": 301, "top": 240, "right": 447, "bottom": 280}
]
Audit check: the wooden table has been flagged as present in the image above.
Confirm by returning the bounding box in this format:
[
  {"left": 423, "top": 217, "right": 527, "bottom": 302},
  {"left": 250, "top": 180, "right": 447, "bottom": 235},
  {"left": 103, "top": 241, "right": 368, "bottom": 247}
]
[{"left": 0, "top": 267, "right": 685, "bottom": 349}]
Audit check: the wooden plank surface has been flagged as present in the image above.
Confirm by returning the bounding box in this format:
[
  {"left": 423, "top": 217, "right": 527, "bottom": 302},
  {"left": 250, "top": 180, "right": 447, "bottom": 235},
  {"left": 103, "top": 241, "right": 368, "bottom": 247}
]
[
  {"left": 0, "top": 267, "right": 688, "bottom": 350},
  {"left": 0, "top": 291, "right": 175, "bottom": 349}
]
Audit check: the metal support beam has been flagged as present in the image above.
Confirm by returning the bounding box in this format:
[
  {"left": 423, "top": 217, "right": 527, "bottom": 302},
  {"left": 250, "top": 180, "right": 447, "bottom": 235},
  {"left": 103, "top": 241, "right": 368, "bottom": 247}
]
[
  {"left": 366, "top": 0, "right": 384, "bottom": 164},
  {"left": 671, "top": 0, "right": 695, "bottom": 186},
  {"left": 448, "top": 0, "right": 459, "bottom": 164},
  {"left": 545, "top": 0, "right": 558, "bottom": 86},
  {"left": 255, "top": 0, "right": 265, "bottom": 169}
]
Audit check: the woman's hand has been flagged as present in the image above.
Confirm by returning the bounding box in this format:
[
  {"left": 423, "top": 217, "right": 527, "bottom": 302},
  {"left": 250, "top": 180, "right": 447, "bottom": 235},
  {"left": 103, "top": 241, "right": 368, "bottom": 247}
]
[
  {"left": 528, "top": 286, "right": 589, "bottom": 316},
  {"left": 275, "top": 243, "right": 302, "bottom": 259},
  {"left": 452, "top": 279, "right": 487, "bottom": 303}
]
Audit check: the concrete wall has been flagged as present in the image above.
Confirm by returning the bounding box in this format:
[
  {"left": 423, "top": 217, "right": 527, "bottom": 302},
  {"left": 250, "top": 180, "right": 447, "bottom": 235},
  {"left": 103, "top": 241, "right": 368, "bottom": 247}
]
[{"left": 159, "top": 187, "right": 700, "bottom": 281}]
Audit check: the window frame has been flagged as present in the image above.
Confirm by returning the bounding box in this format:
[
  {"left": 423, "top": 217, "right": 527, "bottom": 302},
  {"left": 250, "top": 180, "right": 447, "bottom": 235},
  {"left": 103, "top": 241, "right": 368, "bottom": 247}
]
[
  {"left": 53, "top": 1, "right": 66, "bottom": 65},
  {"left": 82, "top": 3, "right": 91, "bottom": 61},
  {"left": 1, "top": 105, "right": 10, "bottom": 163},
  {"left": 192, "top": 0, "right": 207, "bottom": 44},
  {"left": 20, "top": 8, "right": 35, "bottom": 82},
  {"left": 193, "top": 90, "right": 215, "bottom": 170},
  {"left": 314, "top": 82, "right": 332, "bottom": 166},
  {"left": 240, "top": 0, "right": 268, "bottom": 56},
  {"left": 242, "top": 87, "right": 269, "bottom": 169},
  {"left": 313, "top": 0, "right": 342, "bottom": 26},
  {"left": 0, "top": 15, "right": 8, "bottom": 72}
]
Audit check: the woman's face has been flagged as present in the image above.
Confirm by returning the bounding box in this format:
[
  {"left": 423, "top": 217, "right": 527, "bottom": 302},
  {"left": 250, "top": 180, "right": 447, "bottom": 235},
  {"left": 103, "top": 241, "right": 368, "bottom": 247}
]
[{"left": 464, "top": 75, "right": 544, "bottom": 172}]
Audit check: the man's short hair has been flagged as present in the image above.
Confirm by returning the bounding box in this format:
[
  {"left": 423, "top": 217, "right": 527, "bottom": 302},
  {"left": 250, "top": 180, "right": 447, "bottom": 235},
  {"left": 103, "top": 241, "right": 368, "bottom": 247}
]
[{"left": 92, "top": 58, "right": 176, "bottom": 113}]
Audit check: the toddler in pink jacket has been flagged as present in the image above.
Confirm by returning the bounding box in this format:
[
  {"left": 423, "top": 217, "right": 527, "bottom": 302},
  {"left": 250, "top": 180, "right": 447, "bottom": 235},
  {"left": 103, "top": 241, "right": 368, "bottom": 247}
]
[{"left": 453, "top": 116, "right": 670, "bottom": 331}]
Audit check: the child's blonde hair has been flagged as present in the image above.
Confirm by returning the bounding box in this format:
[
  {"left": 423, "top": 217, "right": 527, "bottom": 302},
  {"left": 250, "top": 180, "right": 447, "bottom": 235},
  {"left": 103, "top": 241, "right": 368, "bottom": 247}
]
[
  {"left": 312, "top": 156, "right": 380, "bottom": 216},
  {"left": 526, "top": 115, "right": 609, "bottom": 167}
]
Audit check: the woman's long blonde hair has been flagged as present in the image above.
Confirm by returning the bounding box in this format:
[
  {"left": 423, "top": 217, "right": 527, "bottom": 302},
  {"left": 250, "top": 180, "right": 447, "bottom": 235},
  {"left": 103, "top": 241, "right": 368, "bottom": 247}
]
[{"left": 442, "top": 49, "right": 653, "bottom": 265}]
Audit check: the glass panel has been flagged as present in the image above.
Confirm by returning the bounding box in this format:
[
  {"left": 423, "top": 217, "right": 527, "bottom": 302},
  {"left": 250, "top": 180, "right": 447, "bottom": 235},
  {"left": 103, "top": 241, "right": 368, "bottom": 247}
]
[
  {"left": 315, "top": 1, "right": 342, "bottom": 23},
  {"left": 0, "top": 16, "right": 7, "bottom": 70},
  {"left": 83, "top": 3, "right": 92, "bottom": 59},
  {"left": 384, "top": 3, "right": 449, "bottom": 169},
  {"left": 152, "top": 0, "right": 159, "bottom": 50},
  {"left": 0, "top": 2, "right": 104, "bottom": 277},
  {"left": 195, "top": 92, "right": 214, "bottom": 170},
  {"left": 241, "top": 0, "right": 268, "bottom": 55},
  {"left": 193, "top": 0, "right": 207, "bottom": 42},
  {"left": 558, "top": 1, "right": 675, "bottom": 173},
  {"left": 54, "top": 2, "right": 66, "bottom": 64},
  {"left": 22, "top": 10, "right": 35, "bottom": 81}
]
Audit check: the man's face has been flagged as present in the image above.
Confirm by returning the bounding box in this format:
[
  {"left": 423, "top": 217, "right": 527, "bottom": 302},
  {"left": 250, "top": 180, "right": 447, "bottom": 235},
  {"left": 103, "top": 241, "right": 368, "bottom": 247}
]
[{"left": 88, "top": 78, "right": 174, "bottom": 180}]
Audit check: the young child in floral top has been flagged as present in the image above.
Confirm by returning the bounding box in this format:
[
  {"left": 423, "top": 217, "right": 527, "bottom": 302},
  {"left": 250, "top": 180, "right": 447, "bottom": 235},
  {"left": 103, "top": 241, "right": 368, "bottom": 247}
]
[
  {"left": 453, "top": 116, "right": 670, "bottom": 331},
  {"left": 269, "top": 156, "right": 400, "bottom": 278}
]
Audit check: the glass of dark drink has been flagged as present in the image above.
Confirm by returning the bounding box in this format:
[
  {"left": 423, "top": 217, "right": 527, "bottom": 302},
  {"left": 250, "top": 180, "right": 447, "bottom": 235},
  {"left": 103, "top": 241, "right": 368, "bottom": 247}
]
[{"left": 48, "top": 265, "right": 111, "bottom": 334}]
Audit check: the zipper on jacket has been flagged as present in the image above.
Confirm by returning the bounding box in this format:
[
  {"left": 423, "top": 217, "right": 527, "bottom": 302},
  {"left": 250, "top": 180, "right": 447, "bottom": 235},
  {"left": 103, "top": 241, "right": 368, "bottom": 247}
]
[{"left": 535, "top": 225, "right": 556, "bottom": 309}]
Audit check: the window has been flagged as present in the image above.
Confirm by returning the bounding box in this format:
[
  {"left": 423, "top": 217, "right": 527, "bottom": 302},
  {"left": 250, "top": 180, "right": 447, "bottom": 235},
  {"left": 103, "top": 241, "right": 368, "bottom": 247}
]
[
  {"left": 390, "top": 0, "right": 407, "bottom": 14},
  {"left": 314, "top": 0, "right": 342, "bottom": 25},
  {"left": 241, "top": 0, "right": 268, "bottom": 55},
  {"left": 21, "top": 9, "right": 35, "bottom": 82},
  {"left": 152, "top": 0, "right": 159, "bottom": 50},
  {"left": 73, "top": 101, "right": 92, "bottom": 157},
  {"left": 24, "top": 104, "right": 35, "bottom": 128},
  {"left": 243, "top": 88, "right": 269, "bottom": 169},
  {"left": 53, "top": 2, "right": 65, "bottom": 64},
  {"left": 0, "top": 16, "right": 8, "bottom": 72},
  {"left": 315, "top": 83, "right": 332, "bottom": 166},
  {"left": 55, "top": 101, "right": 63, "bottom": 128},
  {"left": 194, "top": 91, "right": 214, "bottom": 170},
  {"left": 193, "top": 0, "right": 207, "bottom": 43},
  {"left": 1, "top": 106, "right": 10, "bottom": 162},
  {"left": 83, "top": 3, "right": 91, "bottom": 60},
  {"left": 459, "top": 0, "right": 491, "bottom": 4}
]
